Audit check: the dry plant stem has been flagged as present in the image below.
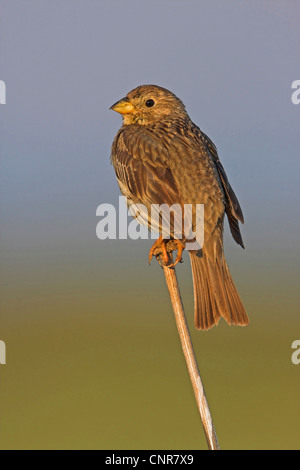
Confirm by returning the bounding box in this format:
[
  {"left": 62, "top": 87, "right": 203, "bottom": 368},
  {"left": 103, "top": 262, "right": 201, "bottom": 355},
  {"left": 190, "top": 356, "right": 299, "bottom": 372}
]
[{"left": 162, "top": 256, "right": 220, "bottom": 451}]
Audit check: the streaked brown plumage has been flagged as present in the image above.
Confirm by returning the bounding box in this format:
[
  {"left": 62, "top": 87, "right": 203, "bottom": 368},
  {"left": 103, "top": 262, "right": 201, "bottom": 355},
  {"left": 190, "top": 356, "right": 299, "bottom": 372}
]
[{"left": 110, "top": 85, "right": 248, "bottom": 330}]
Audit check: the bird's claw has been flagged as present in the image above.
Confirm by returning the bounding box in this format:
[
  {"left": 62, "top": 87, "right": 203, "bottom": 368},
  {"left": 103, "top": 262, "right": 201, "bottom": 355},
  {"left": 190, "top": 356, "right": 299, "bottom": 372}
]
[{"left": 149, "top": 237, "right": 184, "bottom": 268}]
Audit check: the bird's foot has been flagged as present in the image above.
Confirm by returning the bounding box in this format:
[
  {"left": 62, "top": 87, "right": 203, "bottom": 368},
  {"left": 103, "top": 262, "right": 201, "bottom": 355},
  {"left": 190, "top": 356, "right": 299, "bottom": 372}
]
[
  {"left": 149, "top": 237, "right": 185, "bottom": 268},
  {"left": 149, "top": 236, "right": 169, "bottom": 266},
  {"left": 168, "top": 240, "right": 185, "bottom": 268}
]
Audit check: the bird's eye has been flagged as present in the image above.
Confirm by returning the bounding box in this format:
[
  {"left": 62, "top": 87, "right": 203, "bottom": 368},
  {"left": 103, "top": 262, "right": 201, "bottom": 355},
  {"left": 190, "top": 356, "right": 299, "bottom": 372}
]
[{"left": 145, "top": 99, "right": 155, "bottom": 108}]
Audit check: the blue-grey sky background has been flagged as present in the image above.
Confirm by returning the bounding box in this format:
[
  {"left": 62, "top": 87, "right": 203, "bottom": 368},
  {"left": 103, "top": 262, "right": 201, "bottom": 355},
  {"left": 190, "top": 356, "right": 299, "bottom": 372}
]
[
  {"left": 0, "top": 0, "right": 299, "bottom": 450},
  {"left": 0, "top": 0, "right": 299, "bottom": 251}
]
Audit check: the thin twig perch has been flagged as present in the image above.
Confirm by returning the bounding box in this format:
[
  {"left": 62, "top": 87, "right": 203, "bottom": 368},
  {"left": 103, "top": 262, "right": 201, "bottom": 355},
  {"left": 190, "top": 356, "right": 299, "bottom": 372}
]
[{"left": 158, "top": 248, "right": 220, "bottom": 450}]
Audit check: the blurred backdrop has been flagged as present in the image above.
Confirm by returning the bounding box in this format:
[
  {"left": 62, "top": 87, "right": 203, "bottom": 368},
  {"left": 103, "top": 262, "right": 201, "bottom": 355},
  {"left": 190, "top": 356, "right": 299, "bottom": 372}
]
[{"left": 0, "top": 0, "right": 299, "bottom": 450}]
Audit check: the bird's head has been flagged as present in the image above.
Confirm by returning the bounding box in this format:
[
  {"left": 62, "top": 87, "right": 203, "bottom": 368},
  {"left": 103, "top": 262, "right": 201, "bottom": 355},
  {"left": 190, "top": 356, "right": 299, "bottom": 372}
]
[{"left": 110, "top": 85, "right": 188, "bottom": 125}]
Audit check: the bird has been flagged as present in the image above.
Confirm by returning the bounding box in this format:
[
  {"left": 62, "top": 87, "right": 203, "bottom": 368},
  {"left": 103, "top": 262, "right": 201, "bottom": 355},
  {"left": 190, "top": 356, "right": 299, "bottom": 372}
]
[{"left": 110, "top": 84, "right": 248, "bottom": 330}]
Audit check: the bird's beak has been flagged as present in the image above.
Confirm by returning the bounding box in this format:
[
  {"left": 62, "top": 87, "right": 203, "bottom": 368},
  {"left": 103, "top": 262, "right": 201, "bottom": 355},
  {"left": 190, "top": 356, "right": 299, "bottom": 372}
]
[{"left": 110, "top": 97, "right": 136, "bottom": 114}]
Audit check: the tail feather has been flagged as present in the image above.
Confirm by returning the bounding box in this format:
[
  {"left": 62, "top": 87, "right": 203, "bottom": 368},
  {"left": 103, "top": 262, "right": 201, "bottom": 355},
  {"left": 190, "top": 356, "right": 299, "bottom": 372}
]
[{"left": 189, "top": 252, "right": 248, "bottom": 330}]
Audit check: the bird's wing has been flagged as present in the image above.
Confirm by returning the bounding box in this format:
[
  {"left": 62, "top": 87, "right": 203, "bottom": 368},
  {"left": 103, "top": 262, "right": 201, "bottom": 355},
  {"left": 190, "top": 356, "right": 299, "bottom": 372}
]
[
  {"left": 200, "top": 131, "right": 245, "bottom": 248},
  {"left": 111, "top": 128, "right": 184, "bottom": 239}
]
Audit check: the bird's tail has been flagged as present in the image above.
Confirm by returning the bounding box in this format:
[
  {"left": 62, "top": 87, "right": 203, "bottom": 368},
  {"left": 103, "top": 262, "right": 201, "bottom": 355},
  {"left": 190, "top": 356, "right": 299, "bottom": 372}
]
[{"left": 189, "top": 251, "right": 249, "bottom": 330}]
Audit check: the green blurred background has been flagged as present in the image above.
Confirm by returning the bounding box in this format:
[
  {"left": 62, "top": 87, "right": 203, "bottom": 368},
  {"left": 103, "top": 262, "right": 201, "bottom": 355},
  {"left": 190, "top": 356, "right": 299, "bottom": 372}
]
[{"left": 0, "top": 0, "right": 299, "bottom": 449}]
